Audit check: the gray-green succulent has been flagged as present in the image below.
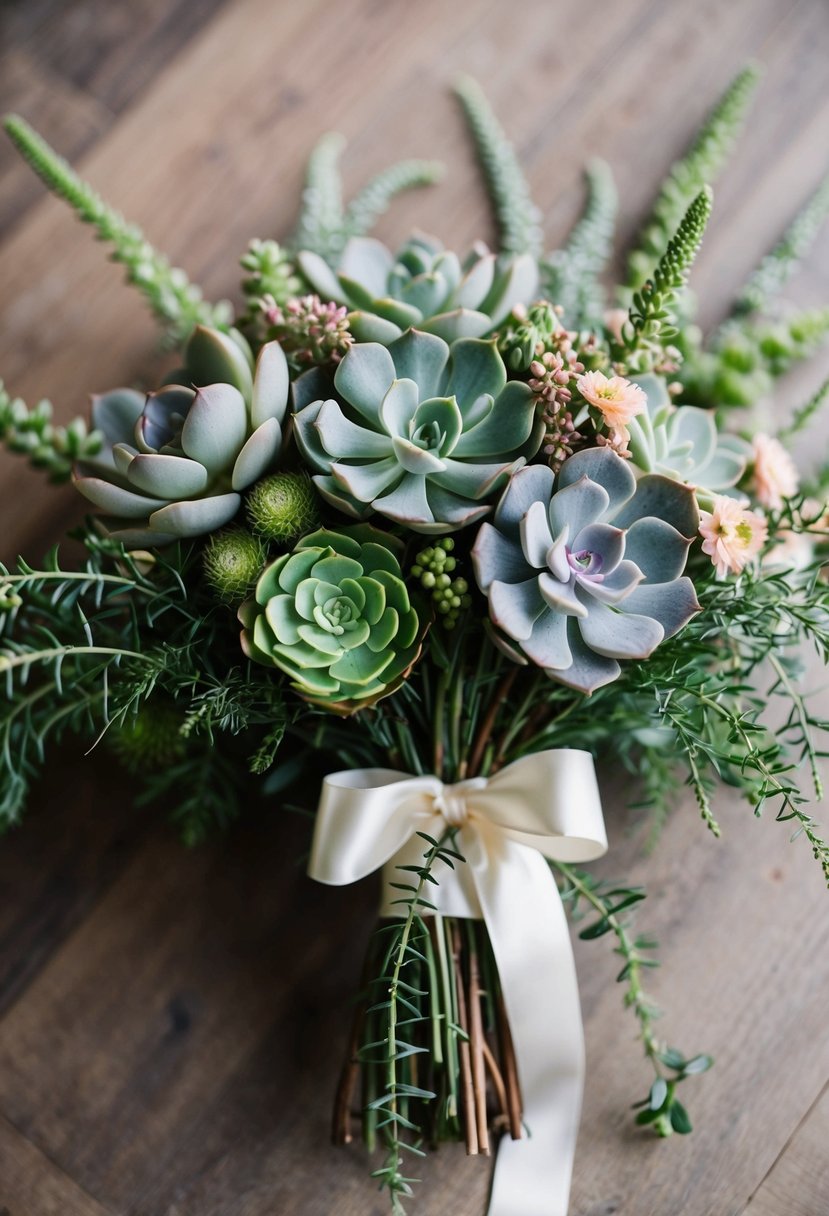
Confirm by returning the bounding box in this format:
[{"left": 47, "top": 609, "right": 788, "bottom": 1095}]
[
  {"left": 297, "top": 232, "right": 538, "bottom": 344},
  {"left": 472, "top": 447, "right": 700, "bottom": 693},
  {"left": 292, "top": 329, "right": 543, "bottom": 533},
  {"left": 74, "top": 326, "right": 289, "bottom": 546},
  {"left": 626, "top": 373, "right": 748, "bottom": 498},
  {"left": 239, "top": 526, "right": 422, "bottom": 712}
]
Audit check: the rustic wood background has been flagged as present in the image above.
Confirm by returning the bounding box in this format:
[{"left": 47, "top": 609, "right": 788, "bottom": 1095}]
[{"left": 0, "top": 0, "right": 828, "bottom": 1213}]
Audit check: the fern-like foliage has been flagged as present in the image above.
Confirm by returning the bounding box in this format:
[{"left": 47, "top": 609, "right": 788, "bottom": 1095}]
[
  {"left": 734, "top": 171, "right": 829, "bottom": 315},
  {"left": 3, "top": 115, "right": 230, "bottom": 346},
  {"left": 625, "top": 65, "right": 760, "bottom": 290},
  {"left": 620, "top": 188, "right": 713, "bottom": 371},
  {"left": 453, "top": 75, "right": 543, "bottom": 259},
  {"left": 0, "top": 381, "right": 102, "bottom": 482},
  {"left": 542, "top": 159, "right": 618, "bottom": 329},
  {"left": 343, "top": 159, "right": 445, "bottom": 242}
]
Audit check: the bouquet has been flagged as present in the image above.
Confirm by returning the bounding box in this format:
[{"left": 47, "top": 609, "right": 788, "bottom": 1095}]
[{"left": 1, "top": 66, "right": 828, "bottom": 1216}]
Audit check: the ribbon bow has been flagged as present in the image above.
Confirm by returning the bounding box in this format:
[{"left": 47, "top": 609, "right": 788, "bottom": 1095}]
[{"left": 309, "top": 749, "right": 607, "bottom": 1216}]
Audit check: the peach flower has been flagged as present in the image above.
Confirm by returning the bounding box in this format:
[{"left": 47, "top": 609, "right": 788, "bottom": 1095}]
[
  {"left": 699, "top": 495, "right": 768, "bottom": 578},
  {"left": 751, "top": 433, "right": 799, "bottom": 510},
  {"left": 577, "top": 370, "right": 647, "bottom": 438}
]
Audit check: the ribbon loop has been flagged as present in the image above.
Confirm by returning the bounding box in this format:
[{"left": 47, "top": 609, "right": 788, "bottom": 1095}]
[{"left": 309, "top": 749, "right": 607, "bottom": 1216}]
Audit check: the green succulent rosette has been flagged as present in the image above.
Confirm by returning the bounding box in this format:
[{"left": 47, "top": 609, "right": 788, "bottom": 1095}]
[
  {"left": 472, "top": 447, "right": 700, "bottom": 693},
  {"left": 293, "top": 329, "right": 543, "bottom": 534},
  {"left": 297, "top": 232, "right": 538, "bottom": 344},
  {"left": 627, "top": 373, "right": 749, "bottom": 501},
  {"left": 74, "top": 326, "right": 289, "bottom": 546},
  {"left": 239, "top": 526, "right": 423, "bottom": 712}
]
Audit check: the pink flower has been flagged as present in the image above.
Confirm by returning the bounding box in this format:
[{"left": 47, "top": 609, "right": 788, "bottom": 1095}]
[
  {"left": 699, "top": 495, "right": 768, "bottom": 578},
  {"left": 577, "top": 370, "right": 647, "bottom": 436},
  {"left": 751, "top": 433, "right": 799, "bottom": 510}
]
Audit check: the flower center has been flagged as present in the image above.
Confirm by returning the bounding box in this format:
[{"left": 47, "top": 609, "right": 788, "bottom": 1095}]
[
  {"left": 411, "top": 419, "right": 445, "bottom": 453},
  {"left": 567, "top": 547, "right": 603, "bottom": 577},
  {"left": 319, "top": 595, "right": 360, "bottom": 635}
]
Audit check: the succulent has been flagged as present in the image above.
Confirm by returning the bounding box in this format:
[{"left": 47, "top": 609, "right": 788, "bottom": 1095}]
[
  {"left": 293, "top": 329, "right": 543, "bottom": 534},
  {"left": 202, "top": 527, "right": 268, "bottom": 603},
  {"left": 297, "top": 232, "right": 538, "bottom": 344},
  {"left": 74, "top": 326, "right": 289, "bottom": 547},
  {"left": 239, "top": 526, "right": 422, "bottom": 712},
  {"left": 472, "top": 447, "right": 700, "bottom": 693},
  {"left": 626, "top": 373, "right": 748, "bottom": 497}
]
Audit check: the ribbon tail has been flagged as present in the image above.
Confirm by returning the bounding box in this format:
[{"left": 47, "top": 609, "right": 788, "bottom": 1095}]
[{"left": 467, "top": 826, "right": 584, "bottom": 1216}]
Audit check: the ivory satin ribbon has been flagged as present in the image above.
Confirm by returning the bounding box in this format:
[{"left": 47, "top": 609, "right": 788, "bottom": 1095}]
[{"left": 308, "top": 749, "right": 607, "bottom": 1216}]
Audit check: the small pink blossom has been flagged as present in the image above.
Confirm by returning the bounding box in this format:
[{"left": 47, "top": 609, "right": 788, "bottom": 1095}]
[
  {"left": 699, "top": 495, "right": 768, "bottom": 578},
  {"left": 751, "top": 433, "right": 799, "bottom": 510},
  {"left": 577, "top": 370, "right": 647, "bottom": 440}
]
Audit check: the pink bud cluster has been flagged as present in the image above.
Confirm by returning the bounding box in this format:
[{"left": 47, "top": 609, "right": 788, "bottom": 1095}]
[{"left": 264, "top": 294, "right": 353, "bottom": 367}]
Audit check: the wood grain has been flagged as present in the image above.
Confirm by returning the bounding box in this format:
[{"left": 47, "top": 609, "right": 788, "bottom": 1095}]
[{"left": 0, "top": 0, "right": 827, "bottom": 1213}]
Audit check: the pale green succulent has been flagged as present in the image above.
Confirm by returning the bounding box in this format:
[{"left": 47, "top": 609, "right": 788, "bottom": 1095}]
[
  {"left": 626, "top": 373, "right": 748, "bottom": 498},
  {"left": 239, "top": 526, "right": 422, "bottom": 712},
  {"left": 472, "top": 447, "right": 700, "bottom": 693},
  {"left": 74, "top": 327, "right": 289, "bottom": 546},
  {"left": 292, "top": 329, "right": 543, "bottom": 534},
  {"left": 297, "top": 233, "right": 538, "bottom": 344}
]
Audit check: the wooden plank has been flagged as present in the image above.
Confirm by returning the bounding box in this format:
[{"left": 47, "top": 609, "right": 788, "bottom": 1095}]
[
  {"left": 743, "top": 1085, "right": 829, "bottom": 1214},
  {"left": 0, "top": 1111, "right": 111, "bottom": 1216}
]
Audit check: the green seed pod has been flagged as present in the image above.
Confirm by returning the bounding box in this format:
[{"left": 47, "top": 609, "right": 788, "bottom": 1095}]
[
  {"left": 203, "top": 527, "right": 268, "bottom": 602},
  {"left": 246, "top": 471, "right": 320, "bottom": 543}
]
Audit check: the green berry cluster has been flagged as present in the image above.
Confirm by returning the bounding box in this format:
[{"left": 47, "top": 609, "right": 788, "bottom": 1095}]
[{"left": 411, "top": 539, "right": 471, "bottom": 629}]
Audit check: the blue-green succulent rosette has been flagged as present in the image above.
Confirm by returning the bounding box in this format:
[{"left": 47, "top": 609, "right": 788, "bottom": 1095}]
[
  {"left": 74, "top": 326, "right": 289, "bottom": 547},
  {"left": 239, "top": 526, "right": 424, "bottom": 713},
  {"left": 472, "top": 447, "right": 701, "bottom": 693},
  {"left": 297, "top": 232, "right": 538, "bottom": 344},
  {"left": 292, "top": 328, "right": 544, "bottom": 534}
]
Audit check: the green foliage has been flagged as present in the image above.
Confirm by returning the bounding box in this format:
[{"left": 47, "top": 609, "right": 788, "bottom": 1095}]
[
  {"left": 626, "top": 65, "right": 760, "bottom": 289},
  {"left": 3, "top": 115, "right": 229, "bottom": 346},
  {"left": 361, "top": 832, "right": 463, "bottom": 1214},
  {"left": 291, "top": 133, "right": 443, "bottom": 267},
  {"left": 556, "top": 862, "right": 712, "bottom": 1134},
  {"left": 0, "top": 381, "right": 102, "bottom": 482},
  {"left": 497, "top": 299, "right": 560, "bottom": 372},
  {"left": 410, "top": 538, "right": 471, "bottom": 630},
  {"left": 542, "top": 159, "right": 618, "bottom": 329},
  {"left": 735, "top": 171, "right": 829, "bottom": 315},
  {"left": 239, "top": 238, "right": 302, "bottom": 335},
  {"left": 620, "top": 188, "right": 713, "bottom": 371},
  {"left": 779, "top": 374, "right": 829, "bottom": 442},
  {"left": 453, "top": 76, "right": 543, "bottom": 259}
]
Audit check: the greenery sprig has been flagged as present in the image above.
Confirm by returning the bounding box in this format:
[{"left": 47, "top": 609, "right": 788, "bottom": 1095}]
[
  {"left": 0, "top": 381, "right": 101, "bottom": 482},
  {"left": 620, "top": 187, "right": 712, "bottom": 371},
  {"left": 3, "top": 115, "right": 230, "bottom": 346},
  {"left": 556, "top": 862, "right": 712, "bottom": 1136},
  {"left": 625, "top": 65, "right": 760, "bottom": 289},
  {"left": 542, "top": 159, "right": 618, "bottom": 330},
  {"left": 454, "top": 75, "right": 543, "bottom": 259}
]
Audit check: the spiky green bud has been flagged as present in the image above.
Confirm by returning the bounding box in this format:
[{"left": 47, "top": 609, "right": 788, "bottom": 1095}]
[
  {"left": 109, "top": 703, "right": 186, "bottom": 774},
  {"left": 203, "top": 527, "right": 268, "bottom": 602},
  {"left": 245, "top": 472, "right": 320, "bottom": 543}
]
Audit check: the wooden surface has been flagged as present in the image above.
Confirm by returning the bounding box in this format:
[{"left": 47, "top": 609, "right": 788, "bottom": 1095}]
[{"left": 1, "top": 1, "right": 828, "bottom": 1213}]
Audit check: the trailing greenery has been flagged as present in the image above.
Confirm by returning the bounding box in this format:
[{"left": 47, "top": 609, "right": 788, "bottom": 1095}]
[
  {"left": 734, "top": 171, "right": 829, "bottom": 315},
  {"left": 291, "top": 133, "right": 443, "bottom": 267},
  {"left": 620, "top": 187, "right": 713, "bottom": 371},
  {"left": 454, "top": 75, "right": 543, "bottom": 259},
  {"left": 625, "top": 65, "right": 760, "bottom": 289},
  {"left": 779, "top": 374, "right": 829, "bottom": 442},
  {"left": 2, "top": 115, "right": 229, "bottom": 346},
  {"left": 542, "top": 159, "right": 618, "bottom": 330},
  {"left": 556, "top": 863, "right": 712, "bottom": 1136},
  {"left": 0, "top": 381, "right": 102, "bottom": 482}
]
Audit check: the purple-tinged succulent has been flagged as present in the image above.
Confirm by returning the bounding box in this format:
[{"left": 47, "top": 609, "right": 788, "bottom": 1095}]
[{"left": 472, "top": 447, "right": 700, "bottom": 693}]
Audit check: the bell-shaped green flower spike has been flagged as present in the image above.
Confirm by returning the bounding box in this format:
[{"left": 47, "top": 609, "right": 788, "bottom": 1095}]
[
  {"left": 472, "top": 447, "right": 700, "bottom": 694},
  {"left": 297, "top": 232, "right": 538, "bottom": 344},
  {"left": 73, "top": 327, "right": 290, "bottom": 547},
  {"left": 239, "top": 526, "right": 424, "bottom": 713},
  {"left": 293, "top": 329, "right": 544, "bottom": 534}
]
